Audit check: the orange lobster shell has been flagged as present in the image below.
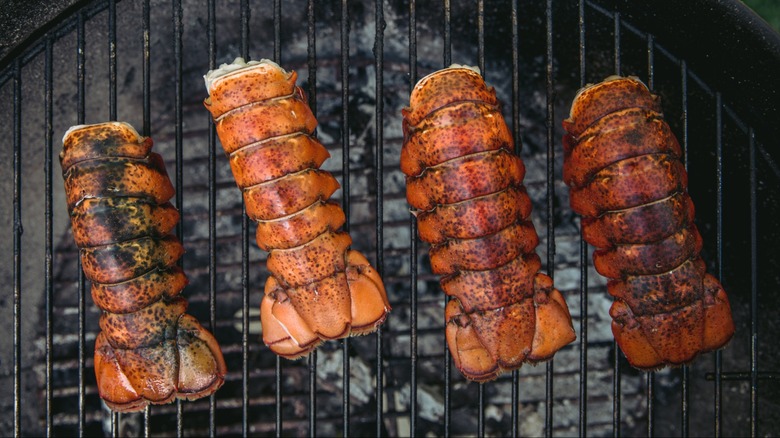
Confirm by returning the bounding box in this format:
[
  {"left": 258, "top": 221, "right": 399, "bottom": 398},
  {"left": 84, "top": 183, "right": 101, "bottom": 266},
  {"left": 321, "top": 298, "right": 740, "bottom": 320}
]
[
  {"left": 61, "top": 122, "right": 226, "bottom": 412},
  {"left": 204, "top": 58, "right": 390, "bottom": 359},
  {"left": 562, "top": 76, "right": 735, "bottom": 369},
  {"left": 402, "top": 65, "right": 575, "bottom": 382}
]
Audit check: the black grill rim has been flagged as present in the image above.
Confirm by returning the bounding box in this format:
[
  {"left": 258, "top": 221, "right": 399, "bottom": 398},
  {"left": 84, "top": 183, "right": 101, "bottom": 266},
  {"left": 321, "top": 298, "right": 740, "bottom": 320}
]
[{"left": 0, "top": 0, "right": 91, "bottom": 67}]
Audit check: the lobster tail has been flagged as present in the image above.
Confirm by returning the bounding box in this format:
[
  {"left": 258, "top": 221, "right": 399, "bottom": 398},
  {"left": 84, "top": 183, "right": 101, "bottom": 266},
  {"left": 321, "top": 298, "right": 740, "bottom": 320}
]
[
  {"left": 402, "top": 66, "right": 575, "bottom": 382},
  {"left": 562, "top": 76, "right": 735, "bottom": 369},
  {"left": 204, "top": 58, "right": 390, "bottom": 359},
  {"left": 61, "top": 122, "right": 226, "bottom": 412}
]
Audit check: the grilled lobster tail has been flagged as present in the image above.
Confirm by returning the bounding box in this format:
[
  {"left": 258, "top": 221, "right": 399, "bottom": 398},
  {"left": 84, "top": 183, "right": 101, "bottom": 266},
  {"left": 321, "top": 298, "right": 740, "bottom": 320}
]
[
  {"left": 562, "top": 76, "right": 735, "bottom": 369},
  {"left": 402, "top": 65, "right": 575, "bottom": 382},
  {"left": 204, "top": 58, "right": 390, "bottom": 359},
  {"left": 61, "top": 122, "right": 226, "bottom": 412}
]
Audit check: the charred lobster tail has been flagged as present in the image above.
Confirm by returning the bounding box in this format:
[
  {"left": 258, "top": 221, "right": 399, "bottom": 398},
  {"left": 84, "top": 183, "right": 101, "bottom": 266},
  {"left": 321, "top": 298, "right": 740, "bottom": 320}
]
[
  {"left": 204, "top": 58, "right": 390, "bottom": 359},
  {"left": 562, "top": 76, "right": 735, "bottom": 369},
  {"left": 60, "top": 121, "right": 226, "bottom": 412},
  {"left": 402, "top": 65, "right": 576, "bottom": 382}
]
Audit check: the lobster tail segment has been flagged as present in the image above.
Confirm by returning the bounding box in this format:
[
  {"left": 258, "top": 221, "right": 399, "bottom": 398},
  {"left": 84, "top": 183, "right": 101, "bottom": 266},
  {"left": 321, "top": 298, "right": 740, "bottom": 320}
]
[
  {"left": 563, "top": 76, "right": 735, "bottom": 369},
  {"left": 61, "top": 122, "right": 226, "bottom": 412},
  {"left": 402, "top": 65, "right": 575, "bottom": 382},
  {"left": 205, "top": 58, "right": 390, "bottom": 359}
]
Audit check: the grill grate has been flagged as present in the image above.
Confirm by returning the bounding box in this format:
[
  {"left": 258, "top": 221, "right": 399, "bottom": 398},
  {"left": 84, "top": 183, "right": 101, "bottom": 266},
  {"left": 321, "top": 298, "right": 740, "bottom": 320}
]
[{"left": 1, "top": 0, "right": 778, "bottom": 436}]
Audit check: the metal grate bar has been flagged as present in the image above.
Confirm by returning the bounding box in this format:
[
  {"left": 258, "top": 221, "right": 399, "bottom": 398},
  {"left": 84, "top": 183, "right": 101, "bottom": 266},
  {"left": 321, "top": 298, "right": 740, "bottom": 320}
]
[
  {"left": 612, "top": 345, "right": 621, "bottom": 438},
  {"left": 708, "top": 372, "right": 778, "bottom": 381},
  {"left": 477, "top": 6, "right": 485, "bottom": 435},
  {"left": 172, "top": 0, "right": 184, "bottom": 254},
  {"left": 714, "top": 92, "right": 724, "bottom": 438},
  {"left": 142, "top": 1, "right": 152, "bottom": 434},
  {"left": 578, "top": 229, "right": 589, "bottom": 436},
  {"left": 645, "top": 32, "right": 656, "bottom": 438},
  {"left": 306, "top": 1, "right": 318, "bottom": 435},
  {"left": 478, "top": 385, "right": 485, "bottom": 437},
  {"left": 239, "top": 1, "right": 251, "bottom": 436},
  {"left": 341, "top": 1, "right": 351, "bottom": 234},
  {"left": 441, "top": 0, "right": 455, "bottom": 432},
  {"left": 477, "top": 0, "right": 484, "bottom": 75},
  {"left": 307, "top": 0, "right": 318, "bottom": 115},
  {"left": 107, "top": 1, "right": 120, "bottom": 434},
  {"left": 76, "top": 10, "right": 87, "bottom": 436},
  {"left": 577, "top": 2, "right": 589, "bottom": 436},
  {"left": 142, "top": 282, "right": 150, "bottom": 423},
  {"left": 13, "top": 57, "right": 22, "bottom": 438},
  {"left": 340, "top": 1, "right": 352, "bottom": 435},
  {"left": 749, "top": 126, "right": 758, "bottom": 438},
  {"left": 241, "top": 153, "right": 251, "bottom": 436},
  {"left": 510, "top": 1, "right": 522, "bottom": 435},
  {"left": 443, "top": 0, "right": 451, "bottom": 66},
  {"left": 274, "top": 0, "right": 285, "bottom": 88},
  {"left": 44, "top": 36, "right": 54, "bottom": 438},
  {"left": 172, "top": 0, "right": 185, "bottom": 433},
  {"left": 680, "top": 61, "right": 689, "bottom": 205},
  {"left": 681, "top": 366, "right": 690, "bottom": 435},
  {"left": 644, "top": 218, "right": 655, "bottom": 423},
  {"left": 646, "top": 34, "right": 654, "bottom": 88},
  {"left": 612, "top": 10, "right": 622, "bottom": 438},
  {"left": 240, "top": 0, "right": 250, "bottom": 59},
  {"left": 443, "top": 1, "right": 455, "bottom": 436},
  {"left": 408, "top": 0, "right": 419, "bottom": 435},
  {"left": 680, "top": 59, "right": 691, "bottom": 438},
  {"left": 143, "top": 0, "right": 151, "bottom": 137},
  {"left": 274, "top": 195, "right": 282, "bottom": 414},
  {"left": 544, "top": 0, "right": 555, "bottom": 435},
  {"left": 308, "top": 344, "right": 318, "bottom": 438},
  {"left": 374, "top": 0, "right": 386, "bottom": 434},
  {"left": 108, "top": 0, "right": 117, "bottom": 121},
  {"left": 206, "top": 1, "right": 218, "bottom": 435}
]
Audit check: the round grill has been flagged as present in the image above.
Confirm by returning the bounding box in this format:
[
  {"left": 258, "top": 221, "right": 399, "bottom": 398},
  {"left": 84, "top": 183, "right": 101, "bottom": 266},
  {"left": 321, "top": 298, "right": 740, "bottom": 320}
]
[{"left": 1, "top": 0, "right": 778, "bottom": 436}]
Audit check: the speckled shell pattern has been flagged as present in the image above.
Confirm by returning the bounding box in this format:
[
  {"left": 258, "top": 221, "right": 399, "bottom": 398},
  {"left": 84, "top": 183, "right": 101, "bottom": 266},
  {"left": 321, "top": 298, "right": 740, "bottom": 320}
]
[
  {"left": 61, "top": 122, "right": 226, "bottom": 413},
  {"left": 401, "top": 66, "right": 576, "bottom": 382},
  {"left": 204, "top": 60, "right": 390, "bottom": 360},
  {"left": 562, "top": 76, "right": 735, "bottom": 370}
]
